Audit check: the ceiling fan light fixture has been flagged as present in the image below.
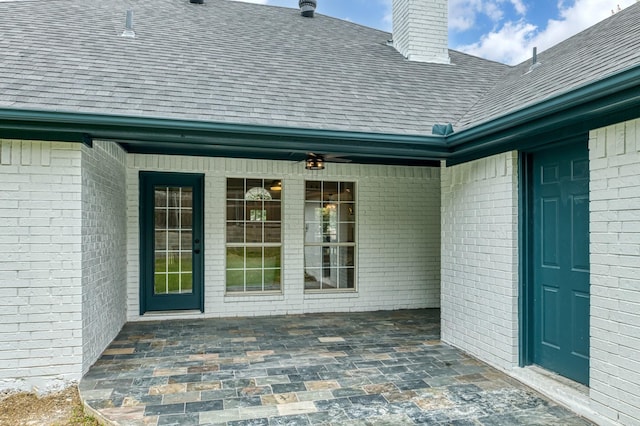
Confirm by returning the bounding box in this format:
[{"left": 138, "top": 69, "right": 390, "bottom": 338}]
[
  {"left": 269, "top": 180, "right": 282, "bottom": 191},
  {"left": 305, "top": 154, "right": 325, "bottom": 170}
]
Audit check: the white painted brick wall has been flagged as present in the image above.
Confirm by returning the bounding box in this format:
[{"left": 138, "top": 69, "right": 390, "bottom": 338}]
[
  {"left": 589, "top": 118, "right": 640, "bottom": 426},
  {"left": 80, "top": 141, "right": 127, "bottom": 373},
  {"left": 440, "top": 152, "right": 519, "bottom": 370},
  {"left": 392, "top": 0, "right": 450, "bottom": 64},
  {"left": 126, "top": 155, "right": 441, "bottom": 320},
  {"left": 0, "top": 140, "right": 84, "bottom": 392}
]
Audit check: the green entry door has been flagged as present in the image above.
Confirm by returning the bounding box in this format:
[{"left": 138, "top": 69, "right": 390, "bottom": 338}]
[
  {"left": 140, "top": 172, "right": 204, "bottom": 313},
  {"left": 531, "top": 141, "right": 589, "bottom": 385}
]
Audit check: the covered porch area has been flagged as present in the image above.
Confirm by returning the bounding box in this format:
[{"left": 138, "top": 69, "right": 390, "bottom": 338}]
[{"left": 79, "top": 310, "right": 591, "bottom": 425}]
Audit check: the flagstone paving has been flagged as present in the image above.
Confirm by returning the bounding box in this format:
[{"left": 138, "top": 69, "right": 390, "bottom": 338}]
[{"left": 79, "top": 309, "right": 593, "bottom": 425}]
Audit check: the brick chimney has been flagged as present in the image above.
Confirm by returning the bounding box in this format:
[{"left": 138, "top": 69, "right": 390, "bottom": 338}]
[{"left": 392, "top": 0, "right": 450, "bottom": 64}]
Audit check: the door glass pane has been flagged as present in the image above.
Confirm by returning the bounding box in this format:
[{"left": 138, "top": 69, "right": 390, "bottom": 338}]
[
  {"left": 155, "top": 231, "right": 168, "bottom": 250},
  {"left": 181, "top": 209, "right": 193, "bottom": 228},
  {"left": 154, "top": 273, "right": 166, "bottom": 295},
  {"left": 154, "top": 186, "right": 193, "bottom": 295},
  {"left": 181, "top": 188, "right": 193, "bottom": 208},
  {"left": 181, "top": 273, "right": 193, "bottom": 292}
]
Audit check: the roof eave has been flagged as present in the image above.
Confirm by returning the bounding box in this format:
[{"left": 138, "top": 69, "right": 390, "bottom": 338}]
[
  {"left": 2, "top": 65, "right": 639, "bottom": 167},
  {"left": 445, "top": 63, "right": 640, "bottom": 164},
  {"left": 0, "top": 108, "right": 447, "bottom": 166}
]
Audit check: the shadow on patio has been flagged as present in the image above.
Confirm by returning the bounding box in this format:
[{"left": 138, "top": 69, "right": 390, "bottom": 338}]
[{"left": 79, "top": 309, "right": 592, "bottom": 425}]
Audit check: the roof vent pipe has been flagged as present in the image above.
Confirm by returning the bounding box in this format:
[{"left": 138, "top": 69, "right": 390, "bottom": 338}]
[
  {"left": 121, "top": 10, "right": 135, "bottom": 38},
  {"left": 529, "top": 46, "right": 542, "bottom": 72},
  {"left": 299, "top": 0, "right": 317, "bottom": 17}
]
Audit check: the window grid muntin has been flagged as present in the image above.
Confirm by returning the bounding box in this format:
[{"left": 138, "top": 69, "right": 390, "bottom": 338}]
[
  {"left": 153, "top": 186, "right": 193, "bottom": 295},
  {"left": 226, "top": 178, "right": 282, "bottom": 293},
  {"left": 304, "top": 181, "right": 356, "bottom": 291}
]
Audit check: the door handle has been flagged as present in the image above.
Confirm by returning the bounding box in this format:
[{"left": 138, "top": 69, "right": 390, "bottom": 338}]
[{"left": 194, "top": 249, "right": 201, "bottom": 254}]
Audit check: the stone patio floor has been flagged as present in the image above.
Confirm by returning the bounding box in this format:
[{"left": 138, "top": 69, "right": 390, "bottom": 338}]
[{"left": 79, "top": 309, "right": 594, "bottom": 425}]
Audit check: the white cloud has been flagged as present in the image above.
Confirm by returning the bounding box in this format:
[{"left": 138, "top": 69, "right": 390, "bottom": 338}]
[
  {"left": 457, "top": 20, "right": 536, "bottom": 64},
  {"left": 510, "top": 0, "right": 527, "bottom": 15},
  {"left": 456, "top": 0, "right": 637, "bottom": 65},
  {"left": 449, "top": 0, "right": 527, "bottom": 31}
]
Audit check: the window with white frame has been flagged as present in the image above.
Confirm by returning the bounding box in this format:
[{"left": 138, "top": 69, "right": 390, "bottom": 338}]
[
  {"left": 304, "top": 181, "right": 356, "bottom": 291},
  {"left": 226, "top": 178, "right": 282, "bottom": 293}
]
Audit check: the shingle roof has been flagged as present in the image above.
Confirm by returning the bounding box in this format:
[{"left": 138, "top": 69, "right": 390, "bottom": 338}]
[
  {"left": 0, "top": 0, "right": 509, "bottom": 135},
  {"left": 457, "top": 2, "right": 640, "bottom": 130},
  {"left": 1, "top": 0, "right": 639, "bottom": 142}
]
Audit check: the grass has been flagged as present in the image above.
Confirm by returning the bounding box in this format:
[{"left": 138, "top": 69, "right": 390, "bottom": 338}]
[
  {"left": 64, "top": 405, "right": 101, "bottom": 425},
  {"left": 154, "top": 256, "right": 193, "bottom": 294}
]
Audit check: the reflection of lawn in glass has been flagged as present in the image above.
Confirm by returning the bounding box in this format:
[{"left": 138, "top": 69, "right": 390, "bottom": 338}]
[
  {"left": 154, "top": 257, "right": 193, "bottom": 294},
  {"left": 226, "top": 249, "right": 281, "bottom": 269},
  {"left": 226, "top": 250, "right": 281, "bottom": 292}
]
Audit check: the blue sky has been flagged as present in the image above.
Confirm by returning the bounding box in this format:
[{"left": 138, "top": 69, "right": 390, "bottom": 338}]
[{"left": 235, "top": 0, "right": 637, "bottom": 64}]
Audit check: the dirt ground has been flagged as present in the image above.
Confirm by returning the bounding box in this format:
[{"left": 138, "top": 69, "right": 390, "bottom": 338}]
[{"left": 0, "top": 386, "right": 99, "bottom": 426}]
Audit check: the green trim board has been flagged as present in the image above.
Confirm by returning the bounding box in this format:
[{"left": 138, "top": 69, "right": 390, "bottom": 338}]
[
  {"left": 0, "top": 108, "right": 447, "bottom": 164},
  {"left": 1, "top": 64, "right": 640, "bottom": 166},
  {"left": 518, "top": 151, "right": 533, "bottom": 368}
]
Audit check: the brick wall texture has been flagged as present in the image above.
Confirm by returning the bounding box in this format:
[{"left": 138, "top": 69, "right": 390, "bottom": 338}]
[
  {"left": 126, "top": 155, "right": 442, "bottom": 320},
  {"left": 392, "top": 0, "right": 450, "bottom": 63},
  {"left": 0, "top": 140, "right": 84, "bottom": 392},
  {"left": 81, "top": 141, "right": 128, "bottom": 373},
  {"left": 0, "top": 139, "right": 128, "bottom": 392},
  {"left": 440, "top": 152, "right": 520, "bottom": 370},
  {"left": 589, "top": 118, "right": 640, "bottom": 426}
]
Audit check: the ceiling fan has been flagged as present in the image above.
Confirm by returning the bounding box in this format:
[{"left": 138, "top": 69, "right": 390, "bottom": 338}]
[{"left": 304, "top": 152, "right": 351, "bottom": 170}]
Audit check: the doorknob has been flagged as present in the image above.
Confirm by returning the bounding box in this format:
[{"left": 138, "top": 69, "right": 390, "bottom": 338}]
[{"left": 194, "top": 249, "right": 201, "bottom": 254}]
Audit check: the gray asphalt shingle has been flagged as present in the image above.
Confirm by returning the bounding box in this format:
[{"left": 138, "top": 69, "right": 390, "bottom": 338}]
[
  {"left": 1, "top": 0, "right": 638, "bottom": 136},
  {"left": 457, "top": 3, "right": 640, "bottom": 129},
  {"left": 0, "top": 0, "right": 509, "bottom": 134}
]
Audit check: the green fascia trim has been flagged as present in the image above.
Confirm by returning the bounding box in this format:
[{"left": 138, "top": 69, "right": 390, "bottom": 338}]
[
  {"left": 446, "top": 64, "right": 640, "bottom": 162},
  {"left": 0, "top": 109, "right": 447, "bottom": 157},
  {"left": 1, "top": 64, "right": 640, "bottom": 165}
]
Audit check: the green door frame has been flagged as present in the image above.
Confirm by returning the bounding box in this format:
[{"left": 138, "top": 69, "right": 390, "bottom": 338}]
[
  {"left": 518, "top": 135, "right": 588, "bottom": 368},
  {"left": 518, "top": 149, "right": 534, "bottom": 367},
  {"left": 139, "top": 171, "right": 205, "bottom": 314}
]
